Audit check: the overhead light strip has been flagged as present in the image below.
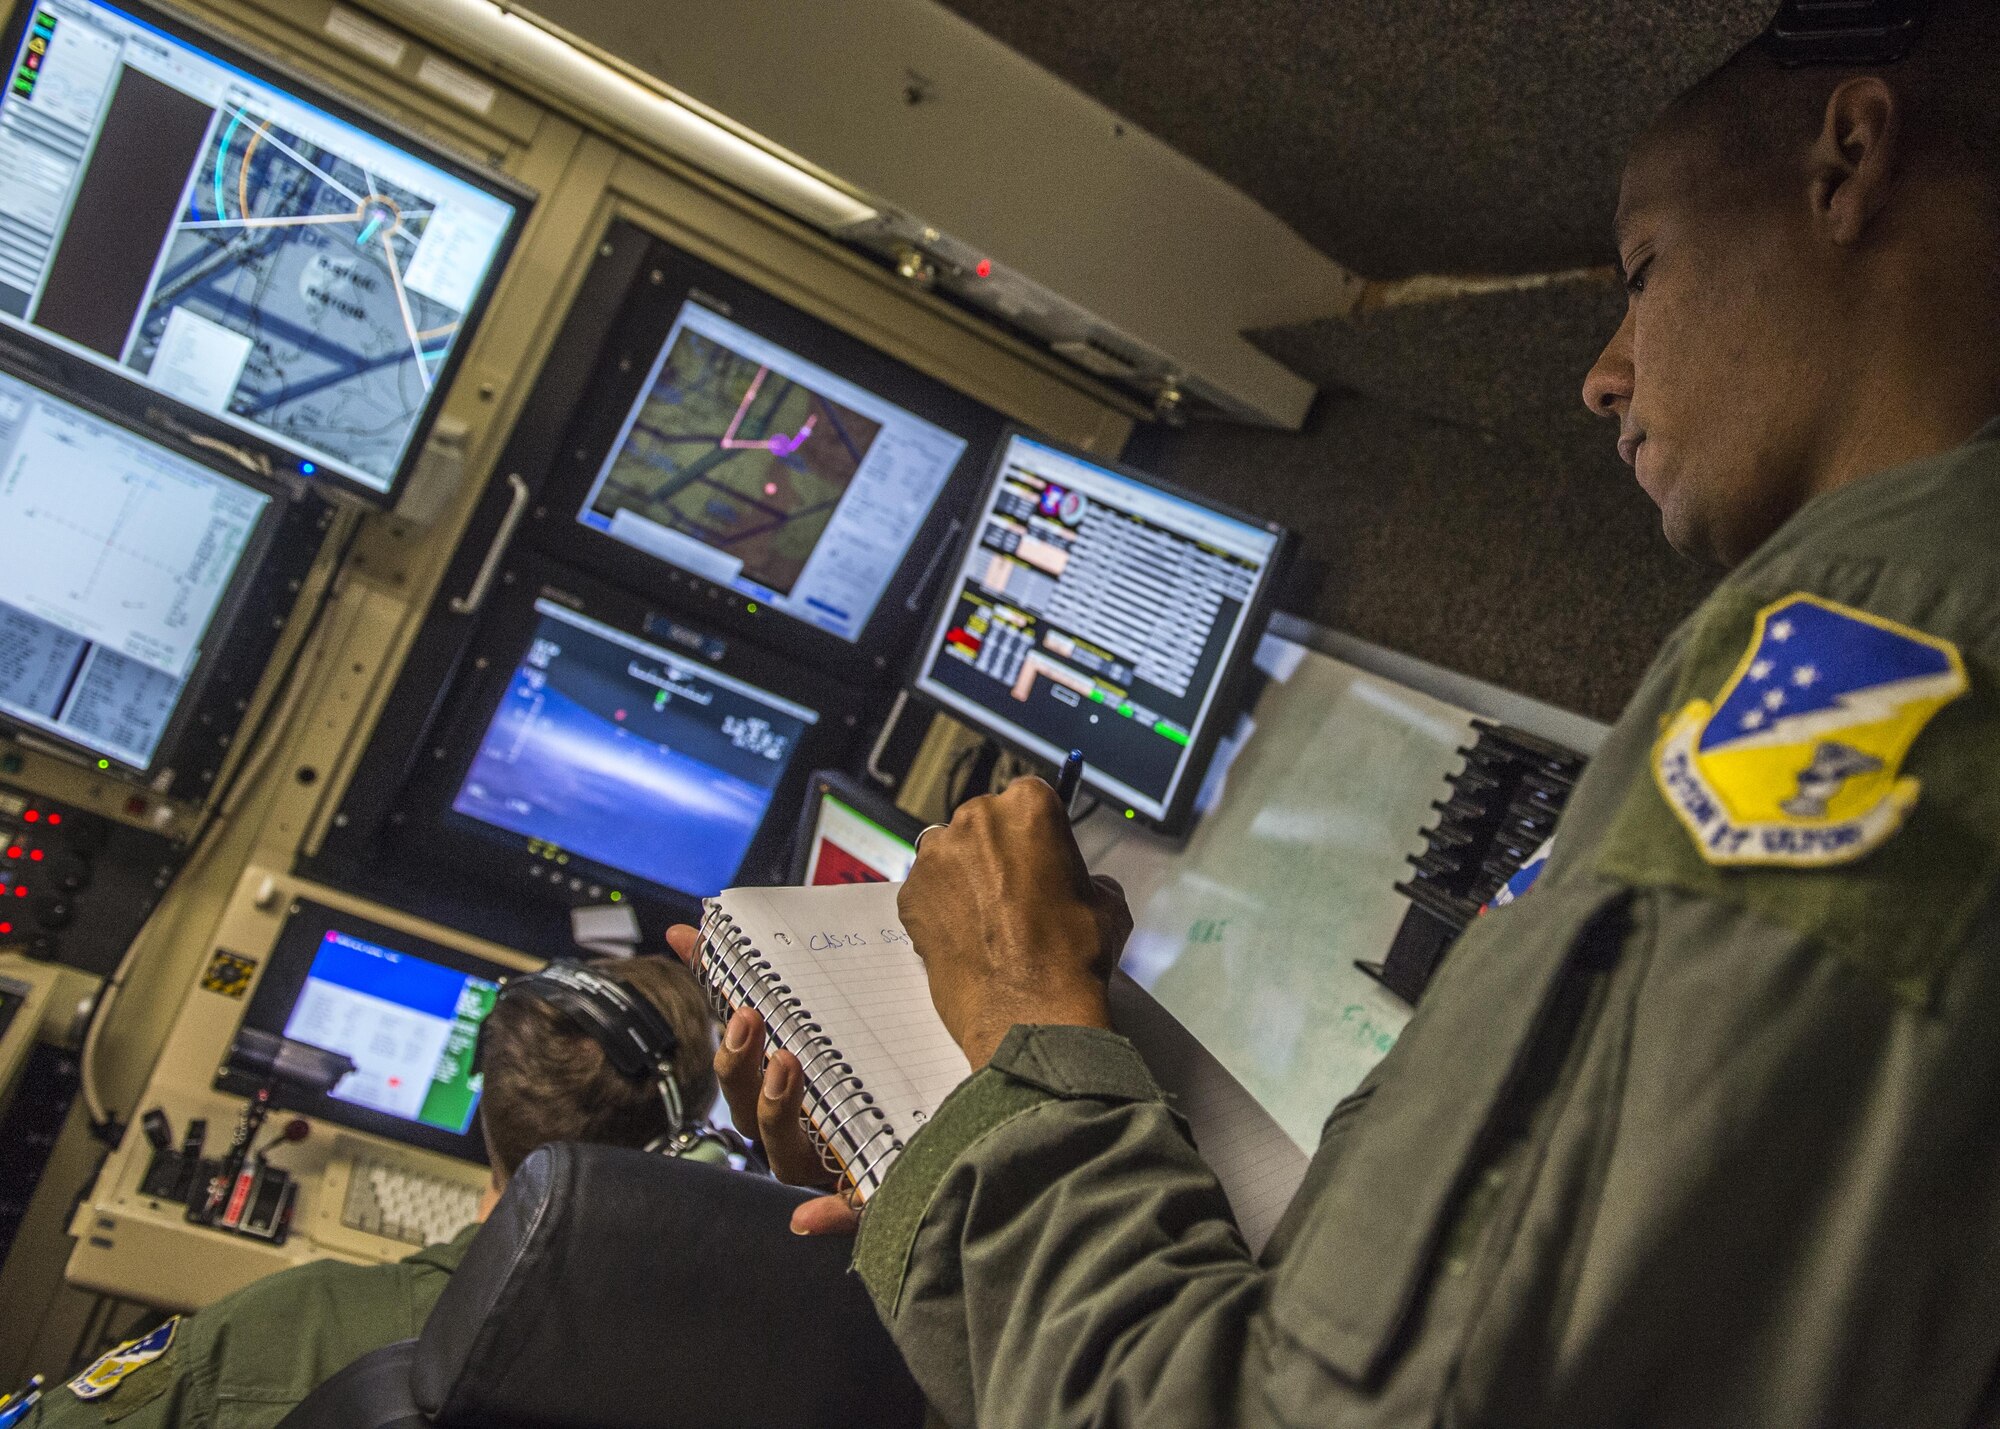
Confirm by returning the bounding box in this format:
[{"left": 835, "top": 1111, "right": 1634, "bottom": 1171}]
[{"left": 371, "top": 0, "right": 878, "bottom": 231}]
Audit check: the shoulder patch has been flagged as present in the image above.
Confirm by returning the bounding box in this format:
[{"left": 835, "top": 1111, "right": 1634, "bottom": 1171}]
[
  {"left": 1653, "top": 593, "right": 1966, "bottom": 867},
  {"left": 68, "top": 1319, "right": 177, "bottom": 1402}
]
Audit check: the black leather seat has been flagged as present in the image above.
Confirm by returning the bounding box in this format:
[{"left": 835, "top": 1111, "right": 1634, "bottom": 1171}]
[{"left": 278, "top": 1142, "right": 926, "bottom": 1429}]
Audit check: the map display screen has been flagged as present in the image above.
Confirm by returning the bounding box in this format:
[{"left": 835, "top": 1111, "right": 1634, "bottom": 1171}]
[
  {"left": 452, "top": 598, "right": 820, "bottom": 898},
  {"left": 576, "top": 302, "right": 968, "bottom": 644},
  {"left": 0, "top": 0, "right": 521, "bottom": 496},
  {"left": 282, "top": 927, "right": 499, "bottom": 1137},
  {"left": 0, "top": 364, "right": 267, "bottom": 769}
]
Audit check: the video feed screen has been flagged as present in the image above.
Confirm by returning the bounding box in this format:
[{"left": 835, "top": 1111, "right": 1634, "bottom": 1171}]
[
  {"left": 453, "top": 598, "right": 820, "bottom": 898},
  {"left": 914, "top": 435, "right": 1283, "bottom": 823},
  {"left": 0, "top": 365, "right": 267, "bottom": 769},
  {"left": 803, "top": 791, "right": 917, "bottom": 886},
  {"left": 0, "top": 0, "right": 521, "bottom": 496},
  {"left": 281, "top": 927, "right": 499, "bottom": 1137},
  {"left": 576, "top": 301, "right": 967, "bottom": 644}
]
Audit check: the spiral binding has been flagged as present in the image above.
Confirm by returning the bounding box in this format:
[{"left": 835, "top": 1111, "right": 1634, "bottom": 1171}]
[{"left": 697, "top": 903, "right": 903, "bottom": 1197}]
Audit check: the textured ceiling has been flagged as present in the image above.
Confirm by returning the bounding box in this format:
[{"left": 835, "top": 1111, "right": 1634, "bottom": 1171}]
[{"left": 934, "top": 0, "right": 1770, "bottom": 278}]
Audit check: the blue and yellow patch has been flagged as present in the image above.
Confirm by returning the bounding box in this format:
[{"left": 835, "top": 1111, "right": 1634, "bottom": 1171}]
[
  {"left": 1654, "top": 594, "right": 1966, "bottom": 867},
  {"left": 68, "top": 1319, "right": 177, "bottom": 1402}
]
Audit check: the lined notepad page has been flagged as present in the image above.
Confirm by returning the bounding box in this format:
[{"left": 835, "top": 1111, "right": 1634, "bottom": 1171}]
[
  {"left": 710, "top": 882, "right": 1310, "bottom": 1251},
  {"left": 711, "top": 884, "right": 972, "bottom": 1162}
]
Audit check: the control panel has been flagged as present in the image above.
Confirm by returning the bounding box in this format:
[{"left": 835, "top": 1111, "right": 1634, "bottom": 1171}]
[{"left": 0, "top": 782, "right": 183, "bottom": 975}]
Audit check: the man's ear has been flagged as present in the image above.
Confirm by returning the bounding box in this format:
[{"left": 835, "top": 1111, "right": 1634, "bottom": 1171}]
[{"left": 1810, "top": 75, "right": 1903, "bottom": 245}]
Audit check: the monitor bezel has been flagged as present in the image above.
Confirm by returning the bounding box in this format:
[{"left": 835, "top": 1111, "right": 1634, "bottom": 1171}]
[
  {"left": 0, "top": 0, "right": 534, "bottom": 508},
  {"left": 225, "top": 898, "right": 530, "bottom": 1165},
  {"left": 787, "top": 768, "right": 924, "bottom": 886},
  {"left": 392, "top": 553, "right": 865, "bottom": 923},
  {"left": 515, "top": 220, "right": 1007, "bottom": 682},
  {"left": 907, "top": 425, "right": 1294, "bottom": 838},
  {"left": 0, "top": 340, "right": 330, "bottom": 795}
]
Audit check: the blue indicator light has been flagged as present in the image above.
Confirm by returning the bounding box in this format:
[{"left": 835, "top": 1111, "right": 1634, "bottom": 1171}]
[{"left": 299, "top": 461, "right": 317, "bottom": 475}]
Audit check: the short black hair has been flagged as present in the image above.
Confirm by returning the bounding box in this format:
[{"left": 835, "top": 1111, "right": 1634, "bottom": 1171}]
[
  {"left": 1669, "top": 0, "right": 2000, "bottom": 189},
  {"left": 478, "top": 955, "right": 719, "bottom": 1177}
]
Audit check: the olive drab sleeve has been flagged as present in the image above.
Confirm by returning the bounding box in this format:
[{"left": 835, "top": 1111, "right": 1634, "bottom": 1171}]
[{"left": 854, "top": 422, "right": 2000, "bottom": 1429}]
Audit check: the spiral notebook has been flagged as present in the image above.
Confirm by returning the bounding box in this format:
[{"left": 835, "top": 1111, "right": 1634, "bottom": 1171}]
[{"left": 697, "top": 880, "right": 1309, "bottom": 1252}]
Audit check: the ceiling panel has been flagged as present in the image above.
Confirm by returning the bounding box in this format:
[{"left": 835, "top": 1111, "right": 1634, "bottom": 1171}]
[{"left": 935, "top": 0, "right": 1770, "bottom": 277}]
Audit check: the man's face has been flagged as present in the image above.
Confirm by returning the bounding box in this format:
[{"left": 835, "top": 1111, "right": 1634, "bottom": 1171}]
[{"left": 1583, "top": 122, "right": 1836, "bottom": 566}]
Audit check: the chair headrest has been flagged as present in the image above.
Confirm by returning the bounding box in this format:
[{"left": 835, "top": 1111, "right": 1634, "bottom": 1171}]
[{"left": 411, "top": 1143, "right": 925, "bottom": 1429}]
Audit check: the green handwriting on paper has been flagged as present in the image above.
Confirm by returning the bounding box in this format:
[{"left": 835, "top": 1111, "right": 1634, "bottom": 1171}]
[
  {"left": 1189, "top": 919, "right": 1231, "bottom": 945},
  {"left": 1341, "top": 1005, "right": 1397, "bottom": 1055}
]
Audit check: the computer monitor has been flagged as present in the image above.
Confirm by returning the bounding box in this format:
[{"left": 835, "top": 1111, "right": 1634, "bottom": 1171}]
[
  {"left": 789, "top": 769, "right": 921, "bottom": 886},
  {"left": 0, "top": 356, "right": 312, "bottom": 783},
  {"left": 402, "top": 557, "right": 859, "bottom": 915},
  {"left": 229, "top": 900, "right": 523, "bottom": 1163},
  {"left": 911, "top": 430, "right": 1292, "bottom": 835},
  {"left": 517, "top": 222, "right": 1005, "bottom": 679},
  {"left": 0, "top": 0, "right": 527, "bottom": 503}
]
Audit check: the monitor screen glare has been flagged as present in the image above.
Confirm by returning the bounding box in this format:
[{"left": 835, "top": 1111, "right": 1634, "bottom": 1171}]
[
  {"left": 804, "top": 790, "right": 916, "bottom": 886},
  {"left": 576, "top": 301, "right": 968, "bottom": 643},
  {"left": 914, "top": 435, "right": 1281, "bottom": 822},
  {"left": 281, "top": 928, "right": 499, "bottom": 1137},
  {"left": 0, "top": 0, "right": 519, "bottom": 493},
  {"left": 0, "top": 366, "right": 266, "bottom": 769},
  {"left": 452, "top": 599, "right": 819, "bottom": 897}
]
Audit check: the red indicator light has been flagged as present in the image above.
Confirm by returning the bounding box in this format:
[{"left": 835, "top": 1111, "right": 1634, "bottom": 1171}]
[
  {"left": 5, "top": 847, "right": 17, "bottom": 859},
  {"left": 28, "top": 849, "right": 42, "bottom": 862},
  {"left": 22, "top": 810, "right": 37, "bottom": 823},
  {"left": 975, "top": 258, "right": 992, "bottom": 279},
  {"left": 14, "top": 886, "right": 27, "bottom": 898},
  {"left": 1, "top": 923, "right": 13, "bottom": 935},
  {"left": 46, "top": 813, "right": 59, "bottom": 826}
]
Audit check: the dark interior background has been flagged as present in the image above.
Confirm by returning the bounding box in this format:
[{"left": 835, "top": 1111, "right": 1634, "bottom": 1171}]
[{"left": 942, "top": 0, "right": 1776, "bottom": 721}]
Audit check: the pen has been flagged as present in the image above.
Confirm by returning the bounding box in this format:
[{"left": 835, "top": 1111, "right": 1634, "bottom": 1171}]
[{"left": 1055, "top": 749, "right": 1086, "bottom": 810}]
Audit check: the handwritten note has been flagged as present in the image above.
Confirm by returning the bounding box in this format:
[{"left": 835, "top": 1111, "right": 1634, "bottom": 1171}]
[{"left": 705, "top": 882, "right": 1310, "bottom": 1250}]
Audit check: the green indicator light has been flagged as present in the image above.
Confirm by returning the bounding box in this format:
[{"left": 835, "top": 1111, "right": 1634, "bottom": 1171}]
[
  {"left": 1155, "top": 723, "right": 1190, "bottom": 747},
  {"left": 609, "top": 891, "right": 622, "bottom": 902},
  {"left": 97, "top": 759, "right": 109, "bottom": 770},
  {"left": 1124, "top": 809, "right": 1136, "bottom": 819},
  {"left": 1118, "top": 703, "right": 1135, "bottom": 718},
  {"left": 746, "top": 602, "right": 759, "bottom": 614},
  {"left": 1089, "top": 689, "right": 1106, "bottom": 702}
]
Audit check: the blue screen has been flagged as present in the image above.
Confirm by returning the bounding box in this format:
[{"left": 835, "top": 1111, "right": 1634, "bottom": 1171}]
[
  {"left": 281, "top": 930, "right": 498, "bottom": 1135},
  {"left": 451, "top": 600, "right": 818, "bottom": 897}
]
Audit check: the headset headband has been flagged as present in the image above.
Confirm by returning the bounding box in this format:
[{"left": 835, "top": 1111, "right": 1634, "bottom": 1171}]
[
  {"left": 482, "top": 961, "right": 687, "bottom": 1130},
  {"left": 1760, "top": 0, "right": 1936, "bottom": 67}
]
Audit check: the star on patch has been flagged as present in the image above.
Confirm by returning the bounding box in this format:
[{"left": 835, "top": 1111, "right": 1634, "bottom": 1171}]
[
  {"left": 1770, "top": 619, "right": 1794, "bottom": 642},
  {"left": 1741, "top": 710, "right": 1766, "bottom": 730},
  {"left": 1750, "top": 659, "right": 1775, "bottom": 680},
  {"left": 1763, "top": 689, "right": 1785, "bottom": 710},
  {"left": 1793, "top": 665, "right": 1818, "bottom": 687}
]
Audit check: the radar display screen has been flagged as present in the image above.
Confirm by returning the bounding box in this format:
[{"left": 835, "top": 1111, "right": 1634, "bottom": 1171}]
[{"left": 0, "top": 0, "right": 524, "bottom": 499}]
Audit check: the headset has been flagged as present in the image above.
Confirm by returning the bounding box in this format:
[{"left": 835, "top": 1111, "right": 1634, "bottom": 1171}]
[
  {"left": 1760, "top": 0, "right": 1936, "bottom": 66},
  {"left": 476, "top": 961, "right": 756, "bottom": 1164}
]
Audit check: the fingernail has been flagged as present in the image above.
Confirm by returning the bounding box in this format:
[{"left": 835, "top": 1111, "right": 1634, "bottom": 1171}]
[
  {"left": 762, "top": 1058, "right": 790, "bottom": 1100},
  {"left": 789, "top": 1218, "right": 810, "bottom": 1236},
  {"left": 724, "top": 1012, "right": 750, "bottom": 1051}
]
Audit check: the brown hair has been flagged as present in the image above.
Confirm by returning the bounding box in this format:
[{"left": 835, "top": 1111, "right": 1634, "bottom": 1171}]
[{"left": 478, "top": 955, "right": 720, "bottom": 1177}]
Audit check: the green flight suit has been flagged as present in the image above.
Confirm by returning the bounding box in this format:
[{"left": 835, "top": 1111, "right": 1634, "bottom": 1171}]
[
  {"left": 854, "top": 418, "right": 2000, "bottom": 1428},
  {"left": 25, "top": 1225, "right": 477, "bottom": 1428}
]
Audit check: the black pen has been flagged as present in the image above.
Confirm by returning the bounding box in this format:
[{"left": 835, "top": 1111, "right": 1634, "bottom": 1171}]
[{"left": 1055, "top": 748, "right": 1086, "bottom": 811}]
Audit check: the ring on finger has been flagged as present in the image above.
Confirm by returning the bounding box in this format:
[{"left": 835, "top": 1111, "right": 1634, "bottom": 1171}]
[{"left": 914, "top": 823, "right": 947, "bottom": 854}]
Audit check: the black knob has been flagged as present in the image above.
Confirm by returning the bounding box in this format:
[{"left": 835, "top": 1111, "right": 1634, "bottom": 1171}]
[
  {"left": 53, "top": 855, "right": 89, "bottom": 893},
  {"left": 33, "top": 896, "right": 71, "bottom": 930}
]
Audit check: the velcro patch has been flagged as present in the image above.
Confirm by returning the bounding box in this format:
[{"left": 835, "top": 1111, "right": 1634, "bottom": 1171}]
[
  {"left": 69, "top": 1319, "right": 177, "bottom": 1401},
  {"left": 1654, "top": 594, "right": 1966, "bottom": 867}
]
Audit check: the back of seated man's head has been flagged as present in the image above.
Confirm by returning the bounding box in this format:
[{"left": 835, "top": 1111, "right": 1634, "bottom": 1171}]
[{"left": 476, "top": 955, "right": 720, "bottom": 1191}]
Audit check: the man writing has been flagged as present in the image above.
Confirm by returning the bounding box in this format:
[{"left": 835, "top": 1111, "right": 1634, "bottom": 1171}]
[
  {"left": 681, "top": 1, "right": 2000, "bottom": 1421},
  {"left": 19, "top": 956, "right": 719, "bottom": 1429}
]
